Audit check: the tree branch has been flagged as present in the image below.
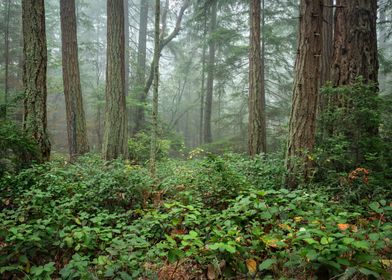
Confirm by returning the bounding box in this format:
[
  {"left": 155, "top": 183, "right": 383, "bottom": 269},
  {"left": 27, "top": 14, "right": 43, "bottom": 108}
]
[{"left": 143, "top": 0, "right": 191, "bottom": 96}]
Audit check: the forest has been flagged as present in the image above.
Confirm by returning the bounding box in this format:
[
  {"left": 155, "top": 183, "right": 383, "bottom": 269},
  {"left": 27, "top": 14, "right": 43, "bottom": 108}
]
[{"left": 0, "top": 0, "right": 392, "bottom": 279}]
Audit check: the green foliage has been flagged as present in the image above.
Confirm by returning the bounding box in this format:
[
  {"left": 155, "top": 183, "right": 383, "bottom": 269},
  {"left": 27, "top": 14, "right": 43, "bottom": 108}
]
[
  {"left": 128, "top": 132, "right": 171, "bottom": 164},
  {"left": 318, "top": 79, "right": 382, "bottom": 170},
  {"left": 0, "top": 120, "right": 38, "bottom": 175},
  {"left": 315, "top": 79, "right": 392, "bottom": 202},
  {"left": 0, "top": 154, "right": 391, "bottom": 279}
]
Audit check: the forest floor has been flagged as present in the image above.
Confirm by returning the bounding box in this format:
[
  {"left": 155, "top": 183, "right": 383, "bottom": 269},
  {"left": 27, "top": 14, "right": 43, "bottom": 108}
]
[{"left": 0, "top": 153, "right": 391, "bottom": 279}]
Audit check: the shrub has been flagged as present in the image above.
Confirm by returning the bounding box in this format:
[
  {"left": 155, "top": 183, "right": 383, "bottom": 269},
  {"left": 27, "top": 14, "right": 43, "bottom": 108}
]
[{"left": 0, "top": 120, "right": 38, "bottom": 175}]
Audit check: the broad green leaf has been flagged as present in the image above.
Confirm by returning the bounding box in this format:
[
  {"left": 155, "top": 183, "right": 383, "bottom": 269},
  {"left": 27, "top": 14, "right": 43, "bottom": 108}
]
[{"left": 259, "top": 259, "right": 277, "bottom": 271}]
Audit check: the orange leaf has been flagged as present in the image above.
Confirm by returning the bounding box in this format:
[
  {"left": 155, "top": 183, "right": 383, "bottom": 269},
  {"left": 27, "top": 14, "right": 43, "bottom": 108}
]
[{"left": 338, "top": 223, "right": 350, "bottom": 231}]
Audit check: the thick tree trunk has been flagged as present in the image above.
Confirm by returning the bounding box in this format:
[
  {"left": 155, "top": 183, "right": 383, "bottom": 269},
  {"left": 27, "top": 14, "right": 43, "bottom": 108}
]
[
  {"left": 60, "top": 0, "right": 89, "bottom": 161},
  {"left": 248, "top": 0, "right": 267, "bottom": 156},
  {"left": 330, "top": 0, "right": 379, "bottom": 165},
  {"left": 317, "top": 0, "right": 334, "bottom": 137},
  {"left": 22, "top": 0, "right": 51, "bottom": 162},
  {"left": 286, "top": 0, "right": 323, "bottom": 188},
  {"left": 332, "top": 0, "right": 378, "bottom": 86},
  {"left": 132, "top": 0, "right": 149, "bottom": 136},
  {"left": 320, "top": 0, "right": 333, "bottom": 87},
  {"left": 103, "top": 0, "right": 128, "bottom": 160},
  {"left": 150, "top": 0, "right": 160, "bottom": 177},
  {"left": 203, "top": 0, "right": 217, "bottom": 144}
]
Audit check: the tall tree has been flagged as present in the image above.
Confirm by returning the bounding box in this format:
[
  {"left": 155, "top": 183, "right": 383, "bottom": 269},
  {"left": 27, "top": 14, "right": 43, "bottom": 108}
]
[
  {"left": 102, "top": 0, "right": 128, "bottom": 160},
  {"left": 60, "top": 0, "right": 89, "bottom": 161},
  {"left": 286, "top": 0, "right": 323, "bottom": 187},
  {"left": 199, "top": 14, "right": 208, "bottom": 145},
  {"left": 124, "top": 0, "right": 130, "bottom": 97},
  {"left": 248, "top": 0, "right": 267, "bottom": 156},
  {"left": 131, "top": 0, "right": 149, "bottom": 136},
  {"left": 317, "top": 0, "right": 334, "bottom": 137},
  {"left": 2, "top": 0, "right": 11, "bottom": 119},
  {"left": 22, "top": 0, "right": 51, "bottom": 162},
  {"left": 203, "top": 0, "right": 217, "bottom": 144},
  {"left": 320, "top": 0, "right": 333, "bottom": 86},
  {"left": 328, "top": 0, "right": 379, "bottom": 165},
  {"left": 150, "top": 0, "right": 160, "bottom": 177}
]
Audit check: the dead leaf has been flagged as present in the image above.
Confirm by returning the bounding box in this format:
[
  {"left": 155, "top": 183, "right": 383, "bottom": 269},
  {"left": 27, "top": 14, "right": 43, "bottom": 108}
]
[
  {"left": 246, "top": 259, "right": 257, "bottom": 275},
  {"left": 207, "top": 264, "right": 216, "bottom": 280}
]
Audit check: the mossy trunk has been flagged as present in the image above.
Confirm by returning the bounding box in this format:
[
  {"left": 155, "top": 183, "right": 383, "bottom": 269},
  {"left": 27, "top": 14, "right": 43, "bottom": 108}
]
[
  {"left": 60, "top": 0, "right": 89, "bottom": 161},
  {"left": 150, "top": 0, "right": 160, "bottom": 178},
  {"left": 102, "top": 0, "right": 128, "bottom": 160},
  {"left": 22, "top": 0, "right": 51, "bottom": 162}
]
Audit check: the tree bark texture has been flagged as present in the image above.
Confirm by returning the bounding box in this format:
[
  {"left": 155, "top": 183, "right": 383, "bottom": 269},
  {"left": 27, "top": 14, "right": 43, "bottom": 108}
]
[
  {"left": 248, "top": 0, "right": 267, "bottom": 156},
  {"left": 317, "top": 0, "right": 334, "bottom": 136},
  {"left": 131, "top": 0, "right": 149, "bottom": 136},
  {"left": 60, "top": 0, "right": 89, "bottom": 161},
  {"left": 331, "top": 0, "right": 378, "bottom": 87},
  {"left": 203, "top": 0, "right": 217, "bottom": 144},
  {"left": 22, "top": 0, "right": 51, "bottom": 162},
  {"left": 150, "top": 0, "right": 160, "bottom": 177},
  {"left": 286, "top": 0, "right": 323, "bottom": 188},
  {"left": 124, "top": 0, "right": 130, "bottom": 97},
  {"left": 103, "top": 0, "right": 128, "bottom": 160},
  {"left": 329, "top": 0, "right": 379, "bottom": 165},
  {"left": 320, "top": 0, "right": 333, "bottom": 87}
]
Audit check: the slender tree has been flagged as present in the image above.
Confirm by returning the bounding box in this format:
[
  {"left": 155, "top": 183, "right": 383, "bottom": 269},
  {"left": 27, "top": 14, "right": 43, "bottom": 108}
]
[
  {"left": 102, "top": 0, "right": 128, "bottom": 160},
  {"left": 132, "top": 0, "right": 149, "bottom": 136},
  {"left": 2, "top": 0, "right": 11, "bottom": 119},
  {"left": 22, "top": 0, "right": 51, "bottom": 162},
  {"left": 248, "top": 0, "right": 267, "bottom": 156},
  {"left": 286, "top": 0, "right": 323, "bottom": 188},
  {"left": 199, "top": 13, "right": 208, "bottom": 145},
  {"left": 203, "top": 0, "right": 217, "bottom": 144},
  {"left": 60, "top": 0, "right": 89, "bottom": 161},
  {"left": 150, "top": 0, "right": 160, "bottom": 177}
]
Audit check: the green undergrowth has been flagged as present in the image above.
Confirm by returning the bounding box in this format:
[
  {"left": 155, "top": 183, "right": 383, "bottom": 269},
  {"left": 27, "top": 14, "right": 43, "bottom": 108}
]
[{"left": 0, "top": 153, "right": 391, "bottom": 279}]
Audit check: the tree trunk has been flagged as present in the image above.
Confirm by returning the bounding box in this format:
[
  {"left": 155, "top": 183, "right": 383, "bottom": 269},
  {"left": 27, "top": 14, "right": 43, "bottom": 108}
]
[
  {"left": 199, "top": 14, "right": 207, "bottom": 146},
  {"left": 331, "top": 0, "right": 378, "bottom": 86},
  {"left": 330, "top": 0, "right": 379, "bottom": 165},
  {"left": 132, "top": 0, "right": 149, "bottom": 136},
  {"left": 2, "top": 0, "right": 11, "bottom": 119},
  {"left": 103, "top": 0, "right": 128, "bottom": 160},
  {"left": 317, "top": 0, "right": 334, "bottom": 137},
  {"left": 124, "top": 0, "right": 130, "bottom": 97},
  {"left": 320, "top": 0, "right": 333, "bottom": 87},
  {"left": 60, "top": 0, "right": 89, "bottom": 161},
  {"left": 248, "top": 0, "right": 267, "bottom": 156},
  {"left": 203, "top": 0, "right": 217, "bottom": 144},
  {"left": 286, "top": 0, "right": 323, "bottom": 188},
  {"left": 150, "top": 0, "right": 160, "bottom": 177},
  {"left": 22, "top": 0, "right": 51, "bottom": 162}
]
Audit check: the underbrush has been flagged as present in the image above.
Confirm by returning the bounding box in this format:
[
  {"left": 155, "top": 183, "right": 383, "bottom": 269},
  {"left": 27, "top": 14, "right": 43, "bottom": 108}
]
[{"left": 0, "top": 154, "right": 391, "bottom": 279}]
